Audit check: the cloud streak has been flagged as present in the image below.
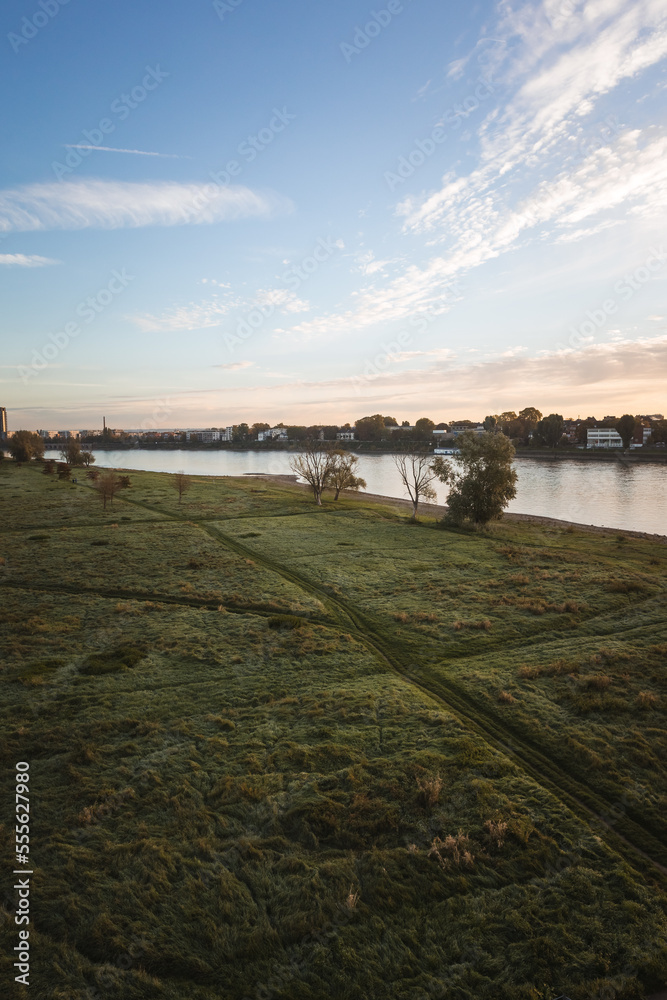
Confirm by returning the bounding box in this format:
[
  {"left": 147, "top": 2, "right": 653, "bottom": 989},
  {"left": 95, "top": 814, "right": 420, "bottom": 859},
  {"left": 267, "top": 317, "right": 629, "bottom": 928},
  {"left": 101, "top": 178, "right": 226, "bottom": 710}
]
[
  {"left": 0, "top": 178, "right": 292, "bottom": 233},
  {"left": 63, "top": 145, "right": 190, "bottom": 158},
  {"left": 0, "top": 253, "right": 61, "bottom": 266}
]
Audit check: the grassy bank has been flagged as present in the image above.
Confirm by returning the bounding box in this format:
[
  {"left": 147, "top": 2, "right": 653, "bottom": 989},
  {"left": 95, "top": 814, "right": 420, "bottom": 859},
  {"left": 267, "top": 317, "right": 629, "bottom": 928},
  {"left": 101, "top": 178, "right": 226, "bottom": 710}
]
[{"left": 1, "top": 462, "right": 665, "bottom": 1000}]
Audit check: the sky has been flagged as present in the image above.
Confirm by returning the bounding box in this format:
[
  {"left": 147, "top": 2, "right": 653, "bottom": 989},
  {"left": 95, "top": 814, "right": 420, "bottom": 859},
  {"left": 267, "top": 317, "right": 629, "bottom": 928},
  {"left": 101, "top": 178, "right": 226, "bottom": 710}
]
[{"left": 1, "top": 0, "right": 666, "bottom": 431}]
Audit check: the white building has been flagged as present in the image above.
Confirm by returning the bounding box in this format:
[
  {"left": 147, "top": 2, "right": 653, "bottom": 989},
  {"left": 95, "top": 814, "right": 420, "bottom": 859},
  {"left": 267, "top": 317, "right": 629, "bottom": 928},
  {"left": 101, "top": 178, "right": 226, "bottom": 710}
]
[
  {"left": 587, "top": 428, "right": 622, "bottom": 448},
  {"left": 186, "top": 429, "right": 221, "bottom": 443},
  {"left": 449, "top": 423, "right": 484, "bottom": 437},
  {"left": 336, "top": 430, "right": 355, "bottom": 441},
  {"left": 258, "top": 427, "right": 288, "bottom": 442}
]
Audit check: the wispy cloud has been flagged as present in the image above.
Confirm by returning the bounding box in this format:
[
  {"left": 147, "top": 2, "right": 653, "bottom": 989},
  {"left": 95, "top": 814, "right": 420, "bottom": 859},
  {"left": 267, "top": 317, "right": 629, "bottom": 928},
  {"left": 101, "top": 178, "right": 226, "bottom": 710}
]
[
  {"left": 0, "top": 253, "right": 61, "bottom": 267},
  {"left": 275, "top": 0, "right": 667, "bottom": 342},
  {"left": 213, "top": 360, "right": 255, "bottom": 370},
  {"left": 130, "top": 287, "right": 309, "bottom": 333},
  {"left": 63, "top": 145, "right": 190, "bottom": 158},
  {"left": 0, "top": 178, "right": 292, "bottom": 233}
]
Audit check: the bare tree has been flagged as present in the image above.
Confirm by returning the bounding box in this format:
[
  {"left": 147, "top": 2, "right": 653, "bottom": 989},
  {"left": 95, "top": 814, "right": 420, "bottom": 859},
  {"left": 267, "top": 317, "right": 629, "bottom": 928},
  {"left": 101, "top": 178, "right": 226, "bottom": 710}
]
[
  {"left": 172, "top": 472, "right": 191, "bottom": 504},
  {"left": 96, "top": 471, "right": 123, "bottom": 510},
  {"left": 290, "top": 442, "right": 335, "bottom": 505},
  {"left": 328, "top": 450, "right": 367, "bottom": 500},
  {"left": 393, "top": 449, "right": 438, "bottom": 520}
]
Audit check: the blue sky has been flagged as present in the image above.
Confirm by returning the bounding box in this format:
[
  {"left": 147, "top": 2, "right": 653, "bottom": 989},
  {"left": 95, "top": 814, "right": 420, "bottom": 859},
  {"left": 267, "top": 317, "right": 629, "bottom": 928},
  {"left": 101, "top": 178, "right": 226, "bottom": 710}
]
[{"left": 2, "top": 0, "right": 666, "bottom": 430}]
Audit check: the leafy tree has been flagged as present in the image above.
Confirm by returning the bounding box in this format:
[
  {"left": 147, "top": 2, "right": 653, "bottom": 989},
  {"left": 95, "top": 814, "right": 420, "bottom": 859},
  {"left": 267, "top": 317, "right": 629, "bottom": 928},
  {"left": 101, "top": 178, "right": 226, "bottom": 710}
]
[
  {"left": 518, "top": 406, "right": 542, "bottom": 425},
  {"left": 483, "top": 415, "right": 498, "bottom": 431},
  {"left": 8, "top": 431, "right": 44, "bottom": 463},
  {"left": 355, "top": 414, "right": 386, "bottom": 441},
  {"left": 81, "top": 451, "right": 95, "bottom": 467},
  {"left": 516, "top": 407, "right": 542, "bottom": 444},
  {"left": 615, "top": 413, "right": 637, "bottom": 450},
  {"left": 383, "top": 416, "right": 399, "bottom": 427},
  {"left": 42, "top": 461, "right": 55, "bottom": 475},
  {"left": 393, "top": 449, "right": 437, "bottom": 520},
  {"left": 328, "top": 451, "right": 366, "bottom": 500},
  {"left": 57, "top": 463, "right": 71, "bottom": 480},
  {"left": 534, "top": 413, "right": 564, "bottom": 449},
  {"left": 172, "top": 472, "right": 191, "bottom": 503},
  {"left": 86, "top": 468, "right": 100, "bottom": 481},
  {"left": 60, "top": 439, "right": 82, "bottom": 465},
  {"left": 232, "top": 423, "right": 250, "bottom": 444},
  {"left": 414, "top": 417, "right": 435, "bottom": 439},
  {"left": 251, "top": 422, "right": 270, "bottom": 437},
  {"left": 290, "top": 443, "right": 336, "bottom": 505},
  {"left": 648, "top": 420, "right": 667, "bottom": 445},
  {"left": 433, "top": 431, "right": 517, "bottom": 525}
]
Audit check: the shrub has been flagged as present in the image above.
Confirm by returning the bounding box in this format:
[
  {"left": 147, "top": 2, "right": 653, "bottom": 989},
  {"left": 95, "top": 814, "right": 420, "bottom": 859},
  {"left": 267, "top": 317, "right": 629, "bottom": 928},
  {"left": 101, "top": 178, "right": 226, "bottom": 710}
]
[
  {"left": 484, "top": 819, "right": 508, "bottom": 848},
  {"left": 79, "top": 645, "right": 147, "bottom": 676},
  {"left": 416, "top": 774, "right": 443, "bottom": 808},
  {"left": 637, "top": 691, "right": 658, "bottom": 709},
  {"left": 498, "top": 690, "right": 516, "bottom": 704},
  {"left": 584, "top": 674, "right": 611, "bottom": 691},
  {"left": 268, "top": 614, "right": 304, "bottom": 630}
]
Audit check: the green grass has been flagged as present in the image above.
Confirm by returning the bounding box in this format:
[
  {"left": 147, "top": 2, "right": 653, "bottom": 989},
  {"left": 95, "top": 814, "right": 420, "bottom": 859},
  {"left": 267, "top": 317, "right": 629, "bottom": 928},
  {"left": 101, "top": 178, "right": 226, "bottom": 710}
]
[{"left": 0, "top": 461, "right": 665, "bottom": 1000}]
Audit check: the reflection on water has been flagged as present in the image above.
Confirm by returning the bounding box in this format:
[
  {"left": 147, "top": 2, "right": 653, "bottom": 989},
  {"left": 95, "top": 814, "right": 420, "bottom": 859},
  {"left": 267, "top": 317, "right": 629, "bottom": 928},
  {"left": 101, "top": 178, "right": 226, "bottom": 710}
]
[{"left": 44, "top": 449, "right": 666, "bottom": 535}]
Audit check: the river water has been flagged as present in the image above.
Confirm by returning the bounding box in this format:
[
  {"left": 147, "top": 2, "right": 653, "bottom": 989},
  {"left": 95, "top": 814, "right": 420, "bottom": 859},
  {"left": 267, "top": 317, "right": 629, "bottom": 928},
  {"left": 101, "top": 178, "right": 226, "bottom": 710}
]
[{"left": 44, "top": 448, "right": 666, "bottom": 536}]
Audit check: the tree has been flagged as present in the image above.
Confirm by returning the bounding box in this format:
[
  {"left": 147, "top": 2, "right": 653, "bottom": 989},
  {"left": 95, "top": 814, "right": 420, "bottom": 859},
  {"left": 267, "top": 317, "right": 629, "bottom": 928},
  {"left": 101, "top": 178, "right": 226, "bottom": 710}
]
[
  {"left": 290, "top": 443, "right": 335, "bottom": 505},
  {"left": 433, "top": 431, "right": 517, "bottom": 526},
  {"left": 86, "top": 468, "right": 100, "bottom": 481},
  {"left": 534, "top": 413, "right": 564, "bottom": 449},
  {"left": 414, "top": 417, "right": 435, "bottom": 440},
  {"left": 516, "top": 407, "right": 542, "bottom": 445},
  {"left": 60, "top": 439, "right": 82, "bottom": 465},
  {"left": 393, "top": 449, "right": 438, "bottom": 520},
  {"left": 328, "top": 451, "right": 366, "bottom": 500},
  {"left": 172, "top": 472, "right": 191, "bottom": 503},
  {"left": 518, "top": 406, "right": 542, "bottom": 425},
  {"left": 232, "top": 423, "right": 250, "bottom": 444},
  {"left": 96, "top": 471, "right": 123, "bottom": 509},
  {"left": 483, "top": 415, "right": 498, "bottom": 431},
  {"left": 81, "top": 451, "right": 95, "bottom": 467},
  {"left": 354, "top": 414, "right": 386, "bottom": 441},
  {"left": 8, "top": 431, "right": 44, "bottom": 463},
  {"left": 615, "top": 413, "right": 637, "bottom": 450},
  {"left": 42, "top": 461, "right": 55, "bottom": 475}
]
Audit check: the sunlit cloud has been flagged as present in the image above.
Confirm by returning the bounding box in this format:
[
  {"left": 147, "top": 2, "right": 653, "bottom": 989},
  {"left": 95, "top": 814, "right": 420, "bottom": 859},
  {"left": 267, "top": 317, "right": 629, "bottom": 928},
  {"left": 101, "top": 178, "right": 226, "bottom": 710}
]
[
  {"left": 0, "top": 253, "right": 61, "bottom": 266},
  {"left": 0, "top": 178, "right": 292, "bottom": 233}
]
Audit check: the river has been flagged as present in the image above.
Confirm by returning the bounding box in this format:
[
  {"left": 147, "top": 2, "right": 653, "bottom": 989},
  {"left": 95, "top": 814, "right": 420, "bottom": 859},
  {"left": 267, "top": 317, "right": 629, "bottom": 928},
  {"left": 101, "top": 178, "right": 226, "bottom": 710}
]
[{"left": 43, "top": 448, "right": 666, "bottom": 536}]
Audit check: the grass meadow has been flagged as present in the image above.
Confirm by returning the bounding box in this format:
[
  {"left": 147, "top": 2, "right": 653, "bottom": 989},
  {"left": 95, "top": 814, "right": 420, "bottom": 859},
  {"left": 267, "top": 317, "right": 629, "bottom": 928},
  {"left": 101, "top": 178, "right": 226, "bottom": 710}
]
[{"left": 0, "top": 462, "right": 665, "bottom": 999}]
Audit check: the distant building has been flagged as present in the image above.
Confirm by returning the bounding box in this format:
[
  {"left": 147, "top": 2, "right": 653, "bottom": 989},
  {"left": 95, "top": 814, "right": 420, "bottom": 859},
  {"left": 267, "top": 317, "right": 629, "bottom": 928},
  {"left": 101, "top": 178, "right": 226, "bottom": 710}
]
[
  {"left": 587, "top": 428, "right": 622, "bottom": 448},
  {"left": 257, "top": 427, "right": 288, "bottom": 442},
  {"left": 336, "top": 430, "right": 355, "bottom": 441},
  {"left": 0, "top": 407, "right": 7, "bottom": 441},
  {"left": 449, "top": 423, "right": 484, "bottom": 437},
  {"left": 186, "top": 429, "right": 221, "bottom": 443}
]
